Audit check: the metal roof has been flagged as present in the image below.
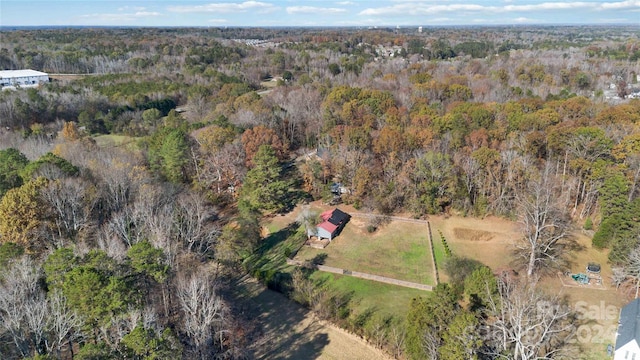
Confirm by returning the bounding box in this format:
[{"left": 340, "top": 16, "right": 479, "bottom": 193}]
[
  {"left": 616, "top": 299, "right": 640, "bottom": 350},
  {"left": 0, "top": 69, "right": 49, "bottom": 78}
]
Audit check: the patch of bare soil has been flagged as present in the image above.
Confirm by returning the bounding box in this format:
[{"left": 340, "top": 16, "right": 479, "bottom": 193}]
[
  {"left": 452, "top": 228, "right": 495, "bottom": 241},
  {"left": 307, "top": 237, "right": 330, "bottom": 249},
  {"left": 428, "top": 215, "right": 517, "bottom": 270},
  {"left": 347, "top": 217, "right": 369, "bottom": 235},
  {"left": 229, "top": 275, "right": 391, "bottom": 360},
  {"left": 260, "top": 226, "right": 271, "bottom": 237}
]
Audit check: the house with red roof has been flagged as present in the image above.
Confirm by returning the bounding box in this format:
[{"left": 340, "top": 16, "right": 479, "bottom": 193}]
[{"left": 310, "top": 208, "right": 350, "bottom": 241}]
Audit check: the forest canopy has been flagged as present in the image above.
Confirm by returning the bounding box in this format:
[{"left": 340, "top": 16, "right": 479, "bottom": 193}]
[{"left": 0, "top": 25, "right": 639, "bottom": 360}]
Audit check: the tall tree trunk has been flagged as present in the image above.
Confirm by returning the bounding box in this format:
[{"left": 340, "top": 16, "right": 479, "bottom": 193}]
[{"left": 528, "top": 243, "right": 536, "bottom": 277}]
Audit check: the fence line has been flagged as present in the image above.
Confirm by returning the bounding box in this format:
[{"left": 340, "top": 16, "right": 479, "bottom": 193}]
[
  {"left": 349, "top": 212, "right": 429, "bottom": 224},
  {"left": 426, "top": 221, "right": 439, "bottom": 285},
  {"left": 286, "top": 259, "right": 433, "bottom": 291}
]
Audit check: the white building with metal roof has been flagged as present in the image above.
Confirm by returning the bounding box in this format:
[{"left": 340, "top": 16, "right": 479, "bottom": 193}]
[
  {"left": 0, "top": 69, "right": 49, "bottom": 88},
  {"left": 615, "top": 298, "right": 640, "bottom": 360}
]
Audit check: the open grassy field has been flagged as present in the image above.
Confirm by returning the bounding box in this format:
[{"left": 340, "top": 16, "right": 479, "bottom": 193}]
[
  {"left": 243, "top": 220, "right": 307, "bottom": 281},
  {"left": 93, "top": 134, "right": 138, "bottom": 148},
  {"left": 260, "top": 204, "right": 430, "bottom": 319},
  {"left": 293, "top": 214, "right": 434, "bottom": 285}
]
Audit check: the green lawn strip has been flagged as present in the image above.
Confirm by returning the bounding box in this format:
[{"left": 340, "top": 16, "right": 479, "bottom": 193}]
[
  {"left": 431, "top": 231, "right": 447, "bottom": 272},
  {"left": 310, "top": 271, "right": 427, "bottom": 319}
]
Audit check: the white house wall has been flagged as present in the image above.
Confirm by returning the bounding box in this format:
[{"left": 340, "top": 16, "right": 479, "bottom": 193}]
[
  {"left": 317, "top": 227, "right": 333, "bottom": 240},
  {"left": 615, "top": 341, "right": 640, "bottom": 360}
]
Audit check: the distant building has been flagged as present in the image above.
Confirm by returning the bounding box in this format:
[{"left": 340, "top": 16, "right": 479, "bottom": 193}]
[
  {"left": 311, "top": 208, "right": 350, "bottom": 241},
  {"left": 0, "top": 69, "right": 49, "bottom": 88},
  {"left": 615, "top": 299, "right": 640, "bottom": 360}
]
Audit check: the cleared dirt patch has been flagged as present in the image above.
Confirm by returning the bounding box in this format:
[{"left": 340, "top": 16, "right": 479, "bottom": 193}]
[
  {"left": 429, "top": 215, "right": 517, "bottom": 271},
  {"left": 452, "top": 227, "right": 495, "bottom": 241}
]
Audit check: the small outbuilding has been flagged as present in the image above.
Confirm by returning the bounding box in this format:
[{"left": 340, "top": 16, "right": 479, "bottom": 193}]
[
  {"left": 312, "top": 208, "right": 350, "bottom": 241},
  {"left": 0, "top": 69, "right": 49, "bottom": 88},
  {"left": 615, "top": 298, "right": 640, "bottom": 360}
]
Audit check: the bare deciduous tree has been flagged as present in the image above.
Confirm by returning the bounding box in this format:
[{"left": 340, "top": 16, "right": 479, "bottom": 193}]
[
  {"left": 41, "top": 177, "right": 96, "bottom": 245},
  {"left": 388, "top": 324, "right": 406, "bottom": 360},
  {"left": 24, "top": 295, "right": 49, "bottom": 356},
  {"left": 421, "top": 329, "right": 441, "bottom": 360},
  {"left": 611, "top": 240, "right": 640, "bottom": 298},
  {"left": 484, "top": 278, "right": 575, "bottom": 359},
  {"left": 0, "top": 257, "right": 43, "bottom": 358},
  {"left": 196, "top": 140, "right": 246, "bottom": 196},
  {"left": 174, "top": 192, "right": 219, "bottom": 257},
  {"left": 46, "top": 290, "right": 84, "bottom": 358},
  {"left": 177, "top": 270, "right": 227, "bottom": 360},
  {"left": 515, "top": 165, "right": 572, "bottom": 277}
]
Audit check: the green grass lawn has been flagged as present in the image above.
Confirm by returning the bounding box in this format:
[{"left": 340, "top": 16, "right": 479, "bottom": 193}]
[
  {"left": 259, "top": 213, "right": 431, "bottom": 321},
  {"left": 430, "top": 228, "right": 448, "bottom": 282},
  {"left": 310, "top": 271, "right": 426, "bottom": 320},
  {"left": 294, "top": 219, "right": 434, "bottom": 285},
  {"left": 243, "top": 222, "right": 306, "bottom": 276}
]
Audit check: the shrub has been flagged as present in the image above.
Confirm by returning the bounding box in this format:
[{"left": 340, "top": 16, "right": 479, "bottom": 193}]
[
  {"left": 584, "top": 217, "right": 593, "bottom": 230},
  {"left": 438, "top": 230, "right": 452, "bottom": 257}
]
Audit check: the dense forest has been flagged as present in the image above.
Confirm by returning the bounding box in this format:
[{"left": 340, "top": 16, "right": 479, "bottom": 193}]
[{"left": 0, "top": 26, "right": 639, "bottom": 359}]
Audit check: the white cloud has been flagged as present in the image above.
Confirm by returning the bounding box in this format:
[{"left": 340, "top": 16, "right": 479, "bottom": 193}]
[
  {"left": 359, "top": 3, "right": 485, "bottom": 16},
  {"left": 208, "top": 18, "right": 229, "bottom": 23},
  {"left": 503, "top": 2, "right": 595, "bottom": 11},
  {"left": 134, "top": 11, "right": 161, "bottom": 17},
  {"left": 79, "top": 11, "right": 160, "bottom": 23},
  {"left": 117, "top": 6, "right": 146, "bottom": 12},
  {"left": 359, "top": 0, "right": 640, "bottom": 16},
  {"left": 286, "top": 6, "right": 347, "bottom": 15},
  {"left": 336, "top": 1, "right": 354, "bottom": 5},
  {"left": 600, "top": 0, "right": 640, "bottom": 9},
  {"left": 513, "top": 16, "right": 538, "bottom": 23},
  {"left": 595, "top": 17, "right": 639, "bottom": 22},
  {"left": 168, "top": 1, "right": 276, "bottom": 14},
  {"left": 429, "top": 17, "right": 454, "bottom": 23}
]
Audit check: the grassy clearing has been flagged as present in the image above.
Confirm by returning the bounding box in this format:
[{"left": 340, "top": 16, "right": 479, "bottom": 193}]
[
  {"left": 310, "top": 272, "right": 426, "bottom": 319},
  {"left": 260, "top": 210, "right": 430, "bottom": 321},
  {"left": 263, "top": 207, "right": 621, "bottom": 358},
  {"left": 228, "top": 276, "right": 390, "bottom": 360},
  {"left": 244, "top": 222, "right": 306, "bottom": 277},
  {"left": 294, "top": 217, "right": 434, "bottom": 285},
  {"left": 93, "top": 134, "right": 137, "bottom": 149}
]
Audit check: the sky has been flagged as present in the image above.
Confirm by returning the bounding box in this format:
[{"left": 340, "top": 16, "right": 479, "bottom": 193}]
[{"left": 1, "top": 0, "right": 639, "bottom": 27}]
